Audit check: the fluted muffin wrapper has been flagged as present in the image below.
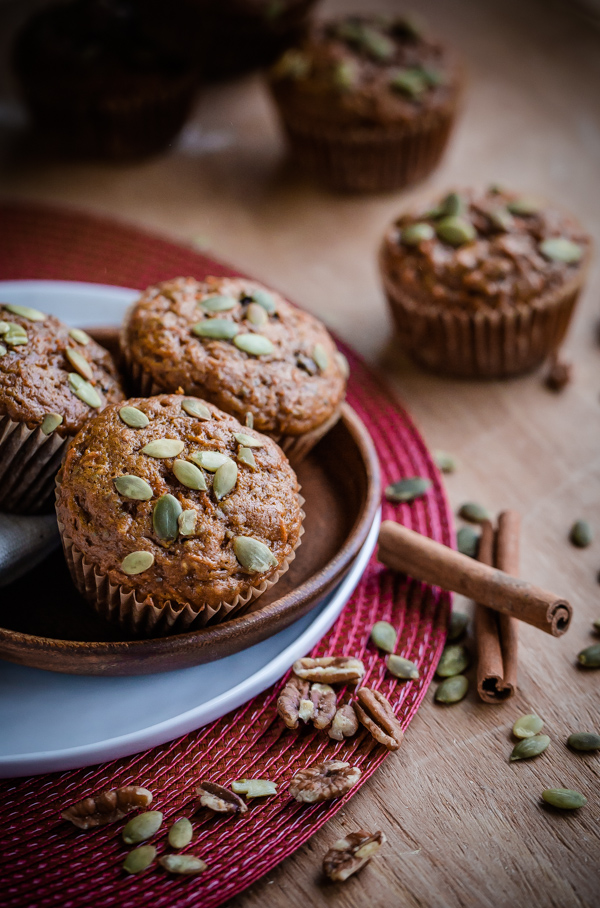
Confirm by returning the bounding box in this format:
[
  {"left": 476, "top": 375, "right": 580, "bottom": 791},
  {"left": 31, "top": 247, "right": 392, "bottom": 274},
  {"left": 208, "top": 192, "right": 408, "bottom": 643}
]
[{"left": 0, "top": 415, "right": 67, "bottom": 514}]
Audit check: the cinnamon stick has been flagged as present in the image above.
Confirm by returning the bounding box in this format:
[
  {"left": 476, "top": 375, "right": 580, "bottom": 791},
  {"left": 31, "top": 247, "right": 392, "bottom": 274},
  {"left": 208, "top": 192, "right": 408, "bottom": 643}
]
[
  {"left": 377, "top": 520, "right": 572, "bottom": 637},
  {"left": 495, "top": 510, "right": 520, "bottom": 692}
]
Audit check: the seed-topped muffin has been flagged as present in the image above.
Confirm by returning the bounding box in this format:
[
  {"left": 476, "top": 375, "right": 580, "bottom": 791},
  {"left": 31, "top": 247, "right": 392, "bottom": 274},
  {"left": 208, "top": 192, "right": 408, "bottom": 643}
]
[
  {"left": 121, "top": 276, "right": 348, "bottom": 461},
  {"left": 268, "top": 14, "right": 462, "bottom": 192},
  {"left": 56, "top": 394, "right": 304, "bottom": 634},
  {"left": 0, "top": 302, "right": 123, "bottom": 513},
  {"left": 380, "top": 187, "right": 592, "bottom": 378}
]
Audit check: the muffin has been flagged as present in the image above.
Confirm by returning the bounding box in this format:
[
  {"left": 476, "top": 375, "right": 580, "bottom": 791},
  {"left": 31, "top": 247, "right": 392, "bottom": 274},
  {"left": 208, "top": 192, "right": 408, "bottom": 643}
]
[
  {"left": 0, "top": 303, "right": 124, "bottom": 513},
  {"left": 268, "top": 14, "right": 462, "bottom": 192},
  {"left": 12, "top": 0, "right": 198, "bottom": 160},
  {"left": 380, "top": 187, "right": 592, "bottom": 378},
  {"left": 121, "top": 276, "right": 348, "bottom": 461},
  {"left": 55, "top": 394, "right": 304, "bottom": 635}
]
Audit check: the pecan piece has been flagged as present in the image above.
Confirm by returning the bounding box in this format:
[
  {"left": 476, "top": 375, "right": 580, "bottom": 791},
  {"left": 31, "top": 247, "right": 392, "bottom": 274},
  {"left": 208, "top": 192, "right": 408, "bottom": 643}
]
[
  {"left": 328, "top": 702, "right": 359, "bottom": 741},
  {"left": 354, "top": 688, "right": 404, "bottom": 751},
  {"left": 289, "top": 761, "right": 361, "bottom": 803},
  {"left": 61, "top": 785, "right": 153, "bottom": 829},
  {"left": 323, "top": 830, "right": 386, "bottom": 882},
  {"left": 293, "top": 656, "right": 365, "bottom": 684},
  {"left": 305, "top": 682, "right": 337, "bottom": 730},
  {"left": 196, "top": 781, "right": 247, "bottom": 814},
  {"left": 277, "top": 676, "right": 310, "bottom": 729}
]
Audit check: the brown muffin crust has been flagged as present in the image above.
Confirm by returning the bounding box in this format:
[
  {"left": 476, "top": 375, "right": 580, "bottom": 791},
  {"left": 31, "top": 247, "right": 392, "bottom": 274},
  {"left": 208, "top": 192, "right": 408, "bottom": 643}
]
[
  {"left": 121, "top": 276, "right": 347, "bottom": 437},
  {"left": 0, "top": 304, "right": 124, "bottom": 433},
  {"left": 56, "top": 394, "right": 304, "bottom": 612}
]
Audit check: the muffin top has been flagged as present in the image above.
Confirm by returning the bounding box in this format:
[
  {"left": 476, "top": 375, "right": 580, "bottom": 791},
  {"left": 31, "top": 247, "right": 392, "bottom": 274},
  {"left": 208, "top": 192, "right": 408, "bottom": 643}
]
[
  {"left": 0, "top": 303, "right": 123, "bottom": 435},
  {"left": 122, "top": 276, "right": 348, "bottom": 437},
  {"left": 56, "top": 394, "right": 304, "bottom": 611},
  {"left": 269, "top": 15, "right": 461, "bottom": 128},
  {"left": 380, "top": 187, "right": 592, "bottom": 312}
]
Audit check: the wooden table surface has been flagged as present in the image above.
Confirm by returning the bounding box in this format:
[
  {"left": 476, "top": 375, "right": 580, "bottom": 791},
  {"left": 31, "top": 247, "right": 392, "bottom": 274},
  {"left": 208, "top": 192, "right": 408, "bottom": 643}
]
[{"left": 1, "top": 0, "right": 599, "bottom": 905}]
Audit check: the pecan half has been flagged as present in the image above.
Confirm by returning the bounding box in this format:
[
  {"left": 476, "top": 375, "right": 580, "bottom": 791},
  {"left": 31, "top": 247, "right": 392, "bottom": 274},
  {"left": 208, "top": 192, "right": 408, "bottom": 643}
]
[
  {"left": 328, "top": 703, "right": 359, "bottom": 741},
  {"left": 305, "top": 682, "right": 337, "bottom": 730},
  {"left": 277, "top": 676, "right": 310, "bottom": 729},
  {"left": 323, "top": 830, "right": 386, "bottom": 882},
  {"left": 354, "top": 688, "right": 404, "bottom": 751},
  {"left": 289, "top": 761, "right": 361, "bottom": 803},
  {"left": 61, "top": 785, "right": 153, "bottom": 829},
  {"left": 293, "top": 656, "right": 365, "bottom": 684},
  {"left": 196, "top": 781, "right": 247, "bottom": 814}
]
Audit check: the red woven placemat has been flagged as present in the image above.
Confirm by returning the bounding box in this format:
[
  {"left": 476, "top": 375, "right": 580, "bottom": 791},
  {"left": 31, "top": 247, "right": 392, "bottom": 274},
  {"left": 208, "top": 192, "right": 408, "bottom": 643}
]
[{"left": 0, "top": 202, "right": 453, "bottom": 907}]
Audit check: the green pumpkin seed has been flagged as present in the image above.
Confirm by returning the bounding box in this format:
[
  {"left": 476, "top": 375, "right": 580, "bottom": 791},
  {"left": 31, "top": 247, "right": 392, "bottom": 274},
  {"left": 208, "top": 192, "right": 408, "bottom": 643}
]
[
  {"left": 370, "top": 620, "right": 397, "bottom": 653},
  {"left": 401, "top": 223, "right": 435, "bottom": 245},
  {"left": 213, "top": 459, "right": 238, "bottom": 500},
  {"left": 488, "top": 208, "right": 514, "bottom": 232},
  {"left": 173, "top": 459, "right": 207, "bottom": 491},
  {"left": 153, "top": 494, "right": 182, "bottom": 542},
  {"left": 434, "top": 450, "right": 457, "bottom": 473},
  {"left": 333, "top": 60, "right": 358, "bottom": 91},
  {"left": 237, "top": 446, "right": 256, "bottom": 470},
  {"left": 119, "top": 406, "right": 149, "bottom": 428},
  {"left": 245, "top": 412, "right": 254, "bottom": 428},
  {"left": 436, "top": 644, "right": 469, "bottom": 678},
  {"left": 65, "top": 347, "right": 94, "bottom": 382},
  {"left": 0, "top": 344, "right": 6, "bottom": 357},
  {"left": 178, "top": 509, "right": 197, "bottom": 536},
  {"left": 435, "top": 675, "right": 468, "bottom": 704},
  {"left": 249, "top": 288, "right": 277, "bottom": 313},
  {"left": 193, "top": 319, "right": 239, "bottom": 340},
  {"left": 512, "top": 714, "right": 544, "bottom": 739},
  {"left": 436, "top": 216, "right": 477, "bottom": 247},
  {"left": 459, "top": 502, "right": 491, "bottom": 524},
  {"left": 234, "top": 536, "right": 278, "bottom": 573},
  {"left": 390, "top": 67, "right": 428, "bottom": 98},
  {"left": 313, "top": 343, "right": 329, "bottom": 372},
  {"left": 68, "top": 328, "right": 90, "bottom": 345},
  {"left": 360, "top": 26, "right": 395, "bottom": 61},
  {"left": 141, "top": 438, "right": 185, "bottom": 458},
  {"left": 123, "top": 844, "right": 156, "bottom": 874},
  {"left": 190, "top": 450, "right": 231, "bottom": 472},
  {"left": 234, "top": 333, "right": 274, "bottom": 356},
  {"left": 246, "top": 302, "right": 268, "bottom": 326},
  {"left": 231, "top": 779, "right": 277, "bottom": 798},
  {"left": 114, "top": 474, "right": 154, "bottom": 500},
  {"left": 578, "top": 643, "right": 600, "bottom": 668},
  {"left": 5, "top": 330, "right": 28, "bottom": 346},
  {"left": 569, "top": 519, "right": 593, "bottom": 548},
  {"left": 121, "top": 551, "right": 154, "bottom": 575},
  {"left": 272, "top": 49, "right": 309, "bottom": 80},
  {"left": 0, "top": 321, "right": 11, "bottom": 335},
  {"left": 4, "top": 303, "right": 46, "bottom": 321},
  {"left": 200, "top": 294, "right": 238, "bottom": 312},
  {"left": 542, "top": 788, "right": 586, "bottom": 810},
  {"left": 419, "top": 66, "right": 444, "bottom": 87},
  {"left": 507, "top": 196, "right": 541, "bottom": 216},
  {"left": 159, "top": 854, "right": 207, "bottom": 875},
  {"left": 41, "top": 413, "right": 63, "bottom": 435},
  {"left": 385, "top": 476, "right": 431, "bottom": 503},
  {"left": 510, "top": 734, "right": 550, "bottom": 761},
  {"left": 457, "top": 526, "right": 480, "bottom": 558},
  {"left": 122, "top": 811, "right": 163, "bottom": 845},
  {"left": 68, "top": 373, "right": 102, "bottom": 408},
  {"left": 168, "top": 817, "right": 194, "bottom": 850},
  {"left": 447, "top": 611, "right": 469, "bottom": 642},
  {"left": 234, "top": 433, "right": 263, "bottom": 448},
  {"left": 567, "top": 732, "right": 600, "bottom": 751},
  {"left": 387, "top": 654, "right": 420, "bottom": 680},
  {"left": 182, "top": 399, "right": 211, "bottom": 420},
  {"left": 540, "top": 237, "right": 583, "bottom": 264},
  {"left": 441, "top": 192, "right": 466, "bottom": 217}
]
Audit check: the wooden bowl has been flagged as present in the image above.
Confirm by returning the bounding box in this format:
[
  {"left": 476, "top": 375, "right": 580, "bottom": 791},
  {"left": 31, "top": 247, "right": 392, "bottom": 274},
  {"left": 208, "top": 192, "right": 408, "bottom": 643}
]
[{"left": 0, "top": 404, "right": 380, "bottom": 675}]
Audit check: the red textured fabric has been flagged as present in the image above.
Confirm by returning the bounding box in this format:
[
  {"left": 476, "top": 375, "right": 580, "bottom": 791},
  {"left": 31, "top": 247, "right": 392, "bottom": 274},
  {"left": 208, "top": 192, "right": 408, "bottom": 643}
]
[{"left": 0, "top": 202, "right": 453, "bottom": 907}]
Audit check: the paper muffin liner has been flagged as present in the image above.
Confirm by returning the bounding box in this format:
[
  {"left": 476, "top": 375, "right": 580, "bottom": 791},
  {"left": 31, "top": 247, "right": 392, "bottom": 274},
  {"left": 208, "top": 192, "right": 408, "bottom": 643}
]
[{"left": 0, "top": 415, "right": 67, "bottom": 514}]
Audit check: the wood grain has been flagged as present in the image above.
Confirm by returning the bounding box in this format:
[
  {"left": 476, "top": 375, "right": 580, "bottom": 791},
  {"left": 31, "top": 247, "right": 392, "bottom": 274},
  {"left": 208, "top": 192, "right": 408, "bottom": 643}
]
[{"left": 0, "top": 0, "right": 599, "bottom": 904}]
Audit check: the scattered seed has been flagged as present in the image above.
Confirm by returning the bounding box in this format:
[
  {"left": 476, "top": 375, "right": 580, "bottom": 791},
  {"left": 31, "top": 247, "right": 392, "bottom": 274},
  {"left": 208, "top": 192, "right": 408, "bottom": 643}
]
[
  {"left": 512, "top": 714, "right": 544, "bottom": 739},
  {"left": 173, "top": 459, "right": 207, "bottom": 491},
  {"left": 401, "top": 223, "right": 435, "bottom": 245},
  {"left": 384, "top": 477, "right": 432, "bottom": 503},
  {"left": 488, "top": 208, "right": 514, "bottom": 232},
  {"left": 178, "top": 509, "right": 197, "bottom": 536},
  {"left": 542, "top": 788, "right": 586, "bottom": 810},
  {"left": 457, "top": 526, "right": 480, "bottom": 558},
  {"left": 114, "top": 474, "right": 154, "bottom": 501},
  {"left": 435, "top": 675, "right": 468, "bottom": 703},
  {"left": 121, "top": 551, "right": 154, "bottom": 575},
  {"left": 459, "top": 502, "right": 492, "bottom": 524},
  {"left": 234, "top": 334, "right": 274, "bottom": 356},
  {"left": 193, "top": 319, "right": 239, "bottom": 340},
  {"left": 447, "top": 611, "right": 469, "bottom": 642},
  {"left": 540, "top": 237, "right": 583, "bottom": 264},
  {"left": 200, "top": 294, "right": 238, "bottom": 312},
  {"left": 68, "top": 373, "right": 101, "bottom": 408},
  {"left": 234, "top": 536, "right": 278, "bottom": 573},
  {"left": 213, "top": 459, "right": 238, "bottom": 500},
  {"left": 336, "top": 351, "right": 350, "bottom": 379},
  {"left": 313, "top": 343, "right": 329, "bottom": 372},
  {"left": 577, "top": 644, "right": 600, "bottom": 668},
  {"left": 68, "top": 328, "right": 90, "bottom": 345},
  {"left": 507, "top": 197, "right": 542, "bottom": 216},
  {"left": 246, "top": 302, "right": 268, "bottom": 326},
  {"left": 231, "top": 779, "right": 278, "bottom": 798},
  {"left": 569, "top": 520, "right": 593, "bottom": 548},
  {"left": 141, "top": 439, "right": 185, "bottom": 458},
  {"left": 567, "top": 732, "right": 600, "bottom": 751},
  {"left": 159, "top": 854, "right": 207, "bottom": 875},
  {"left": 181, "top": 399, "right": 211, "bottom": 420},
  {"left": 233, "top": 432, "right": 263, "bottom": 448},
  {"left": 4, "top": 303, "right": 46, "bottom": 321},
  {"left": 65, "top": 347, "right": 94, "bottom": 382},
  {"left": 434, "top": 450, "right": 457, "bottom": 473},
  {"left": 386, "top": 654, "right": 419, "bottom": 680},
  {"left": 119, "top": 406, "right": 149, "bottom": 428},
  {"left": 436, "top": 644, "right": 469, "bottom": 677},
  {"left": 436, "top": 216, "right": 477, "bottom": 247},
  {"left": 41, "top": 413, "right": 63, "bottom": 435},
  {"left": 190, "top": 451, "right": 231, "bottom": 472},
  {"left": 168, "top": 817, "right": 194, "bottom": 850},
  {"left": 153, "top": 494, "right": 182, "bottom": 543},
  {"left": 122, "top": 811, "right": 163, "bottom": 844},
  {"left": 370, "top": 621, "right": 397, "bottom": 653},
  {"left": 237, "top": 446, "right": 256, "bottom": 470},
  {"left": 441, "top": 192, "right": 466, "bottom": 217},
  {"left": 123, "top": 844, "right": 156, "bottom": 874},
  {"left": 510, "top": 734, "right": 550, "bottom": 762}
]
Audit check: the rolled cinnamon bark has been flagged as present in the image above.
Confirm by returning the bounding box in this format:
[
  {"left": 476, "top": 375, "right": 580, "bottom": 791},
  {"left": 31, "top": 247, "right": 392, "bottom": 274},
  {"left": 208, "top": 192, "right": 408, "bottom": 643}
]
[
  {"left": 495, "top": 510, "right": 520, "bottom": 693},
  {"left": 475, "top": 521, "right": 510, "bottom": 702},
  {"left": 377, "top": 520, "right": 571, "bottom": 637}
]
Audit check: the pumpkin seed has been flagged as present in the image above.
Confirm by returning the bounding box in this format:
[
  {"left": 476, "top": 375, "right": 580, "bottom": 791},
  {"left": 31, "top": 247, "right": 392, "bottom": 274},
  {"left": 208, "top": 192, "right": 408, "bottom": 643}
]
[
  {"left": 569, "top": 519, "right": 593, "bottom": 548},
  {"left": 68, "top": 373, "right": 102, "bottom": 408},
  {"left": 65, "top": 347, "right": 94, "bottom": 382},
  {"left": 41, "top": 413, "right": 63, "bottom": 435},
  {"left": 231, "top": 779, "right": 277, "bottom": 798},
  {"left": 447, "top": 611, "right": 469, "bottom": 642},
  {"left": 173, "top": 459, "right": 207, "bottom": 491},
  {"left": 457, "top": 526, "right": 480, "bottom": 558},
  {"left": 119, "top": 406, "right": 149, "bottom": 428},
  {"left": 122, "top": 811, "right": 163, "bottom": 845},
  {"left": 246, "top": 302, "right": 268, "bottom": 326},
  {"left": 200, "top": 294, "right": 238, "bottom": 312},
  {"left": 245, "top": 412, "right": 254, "bottom": 428},
  {"left": 114, "top": 474, "right": 154, "bottom": 500},
  {"left": 459, "top": 502, "right": 491, "bottom": 524},
  {"left": 178, "top": 509, "right": 197, "bottom": 536},
  {"left": 182, "top": 399, "right": 211, "bottom": 420},
  {"left": 401, "top": 223, "right": 435, "bottom": 245},
  {"left": 336, "top": 351, "right": 350, "bottom": 378},
  {"left": 190, "top": 450, "right": 231, "bottom": 472},
  {"left": 385, "top": 476, "right": 432, "bottom": 503},
  {"left": 567, "top": 732, "right": 600, "bottom": 751},
  {"left": 234, "top": 333, "right": 274, "bottom": 356},
  {"left": 168, "top": 817, "right": 194, "bottom": 850},
  {"left": 434, "top": 450, "right": 457, "bottom": 473},
  {"left": 68, "top": 328, "right": 90, "bottom": 345},
  {"left": 234, "top": 536, "right": 278, "bottom": 573},
  {"left": 213, "top": 459, "right": 238, "bottom": 500},
  {"left": 542, "top": 788, "right": 586, "bottom": 810},
  {"left": 272, "top": 49, "right": 309, "bottom": 80},
  {"left": 441, "top": 192, "right": 466, "bottom": 217},
  {"left": 153, "top": 494, "right": 182, "bottom": 542},
  {"left": 386, "top": 654, "right": 419, "bottom": 680},
  {"left": 577, "top": 643, "right": 600, "bottom": 668},
  {"left": 333, "top": 59, "right": 358, "bottom": 90},
  {"left": 507, "top": 196, "right": 541, "bottom": 216},
  {"left": 0, "top": 344, "right": 6, "bottom": 357},
  {"left": 390, "top": 67, "right": 428, "bottom": 98},
  {"left": 436, "top": 216, "right": 477, "bottom": 247},
  {"left": 435, "top": 675, "right": 468, "bottom": 703},
  {"left": 4, "top": 303, "right": 46, "bottom": 321},
  {"left": 540, "top": 237, "right": 583, "bottom": 264},
  {"left": 123, "top": 844, "right": 156, "bottom": 874},
  {"left": 512, "top": 714, "right": 544, "bottom": 739},
  {"left": 193, "top": 319, "right": 239, "bottom": 340},
  {"left": 360, "top": 26, "right": 395, "bottom": 61},
  {"left": 510, "top": 734, "right": 550, "bottom": 761},
  {"left": 237, "top": 446, "right": 256, "bottom": 470},
  {"left": 234, "top": 433, "right": 263, "bottom": 448},
  {"left": 250, "top": 288, "right": 277, "bottom": 313},
  {"left": 436, "top": 644, "right": 469, "bottom": 678},
  {"left": 313, "top": 343, "right": 329, "bottom": 372},
  {"left": 159, "top": 854, "right": 207, "bottom": 875},
  {"left": 141, "top": 439, "right": 185, "bottom": 458},
  {"left": 370, "top": 620, "right": 397, "bottom": 653},
  {"left": 5, "top": 330, "right": 28, "bottom": 346},
  {"left": 0, "top": 321, "right": 11, "bottom": 334},
  {"left": 2, "top": 321, "right": 26, "bottom": 338},
  {"left": 121, "top": 551, "right": 154, "bottom": 574},
  {"left": 488, "top": 208, "right": 514, "bottom": 232}
]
